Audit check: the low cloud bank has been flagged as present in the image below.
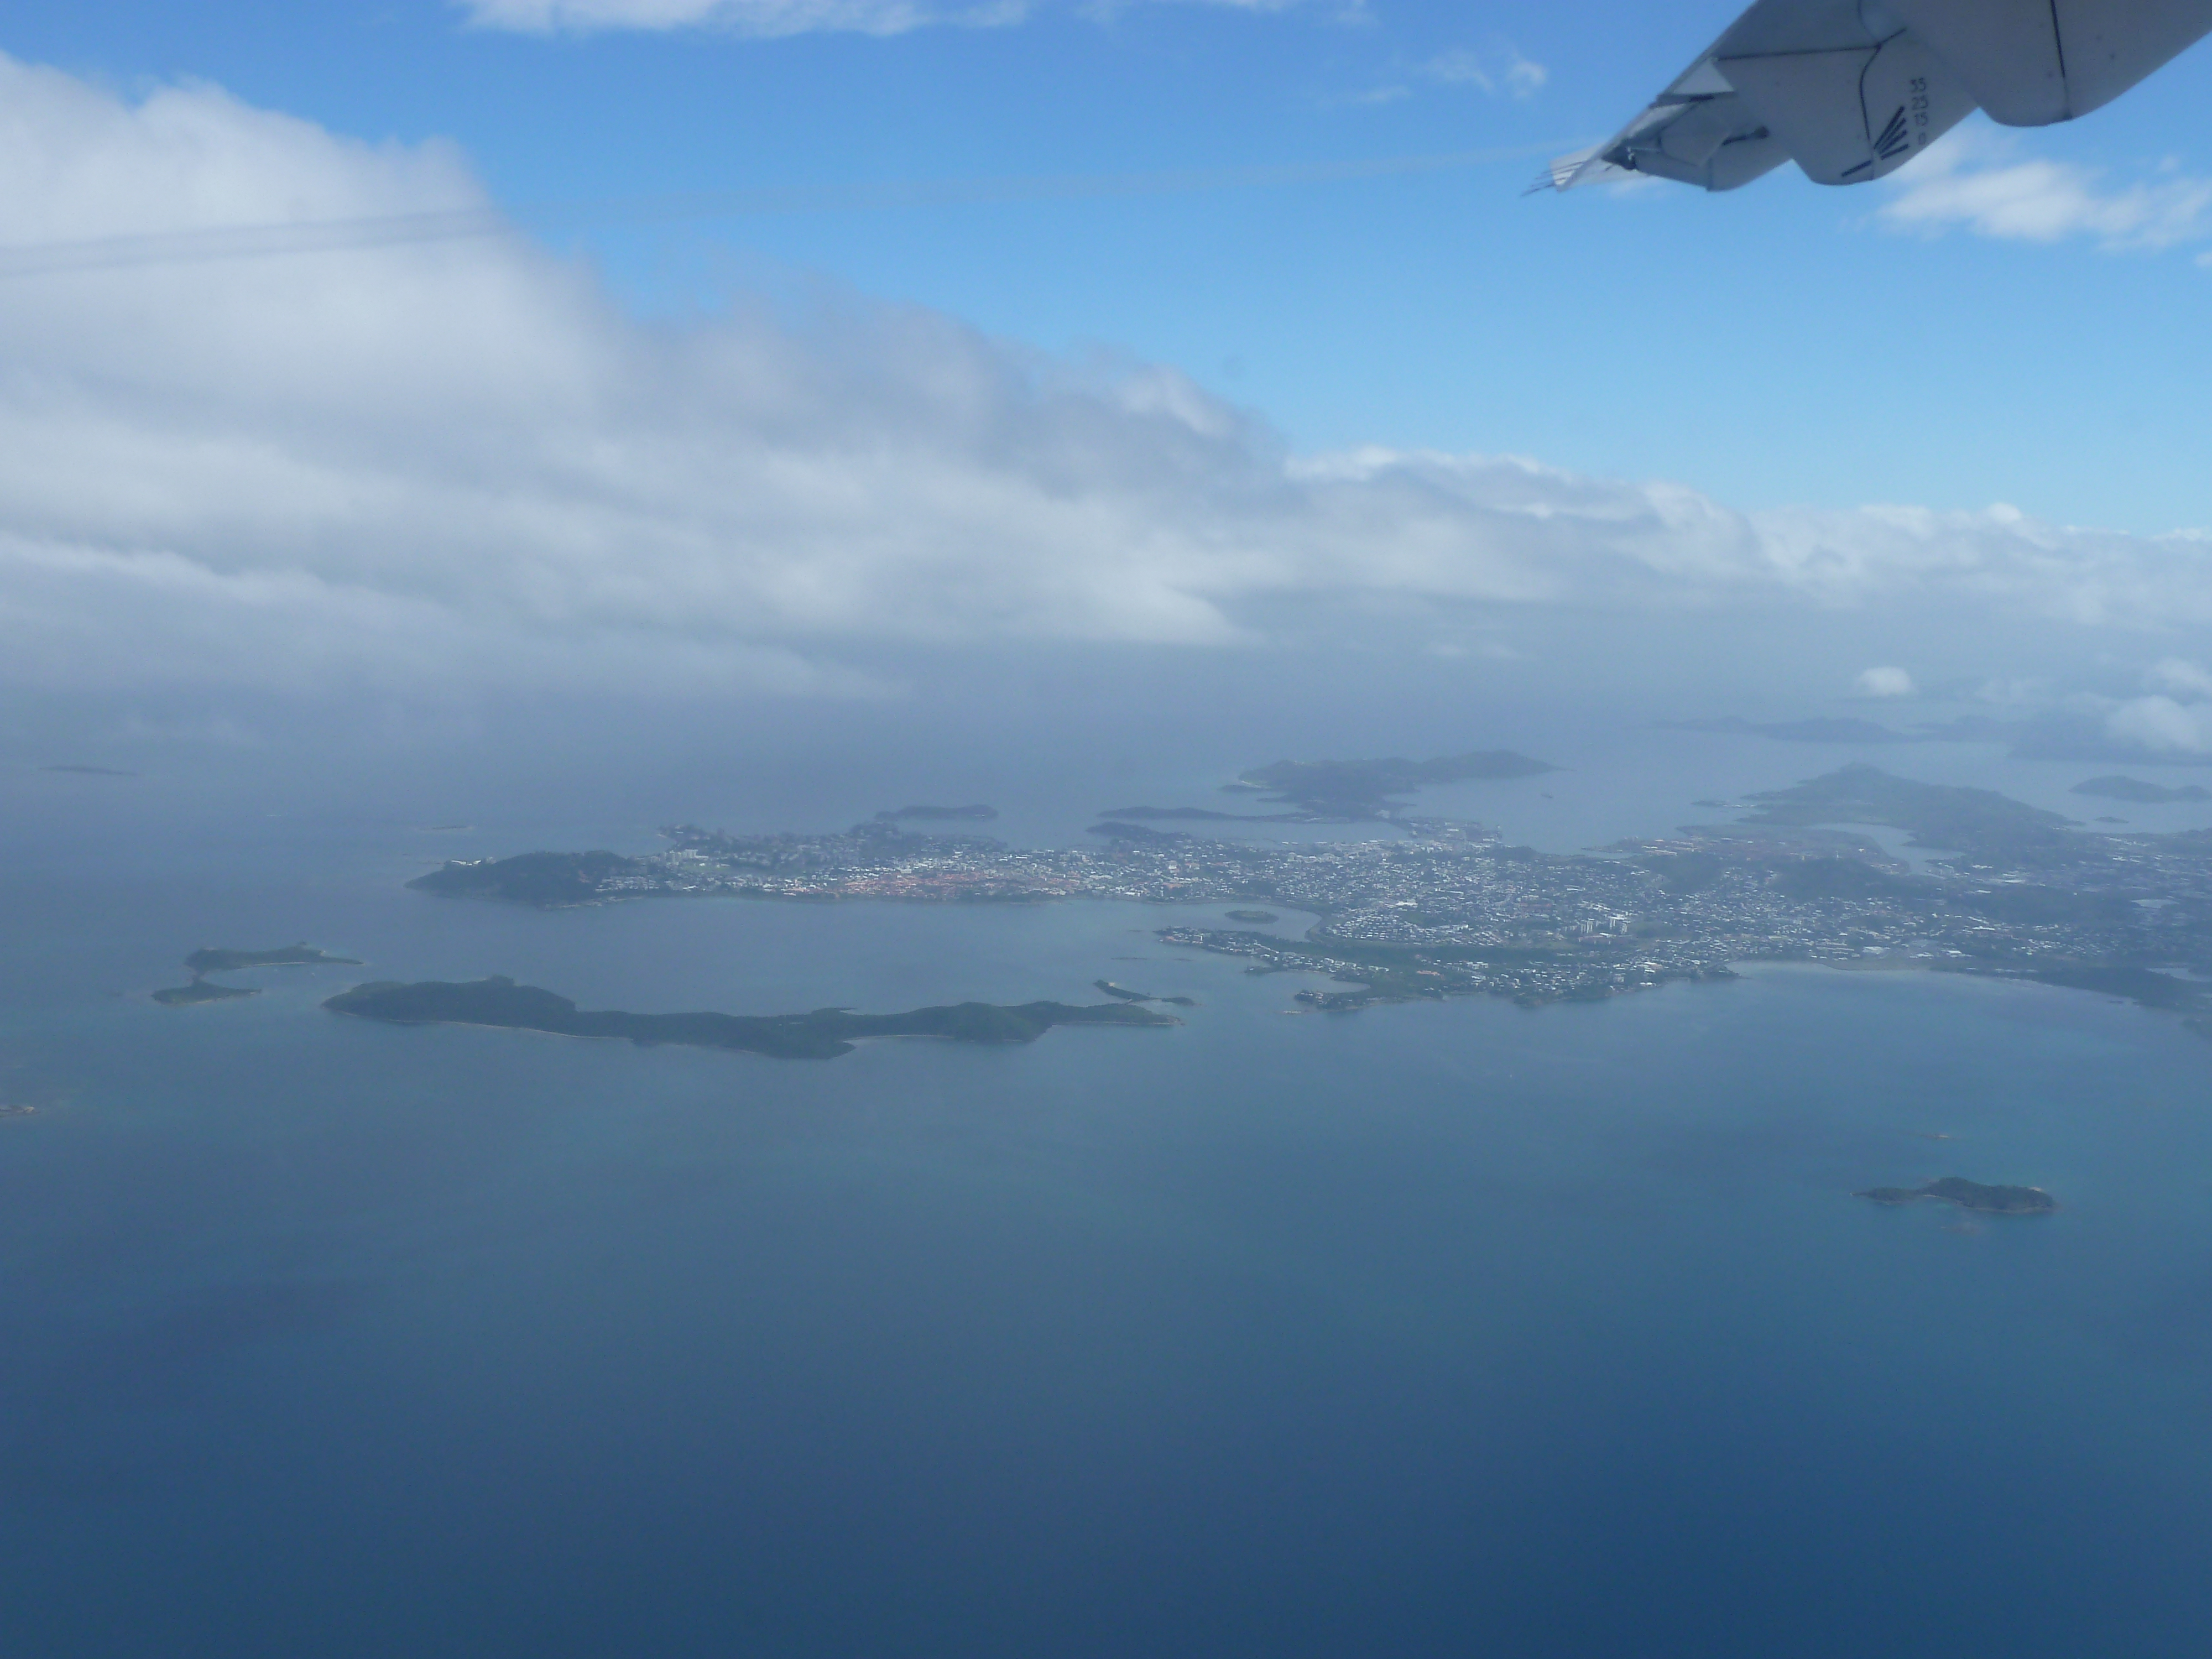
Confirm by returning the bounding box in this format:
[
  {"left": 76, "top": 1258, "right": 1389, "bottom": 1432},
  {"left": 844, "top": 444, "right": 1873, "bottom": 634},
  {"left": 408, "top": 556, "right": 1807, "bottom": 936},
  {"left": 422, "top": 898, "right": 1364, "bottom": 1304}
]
[
  {"left": 2, "top": 53, "right": 2210, "bottom": 717},
  {"left": 1879, "top": 127, "right": 2212, "bottom": 254},
  {"left": 2101, "top": 660, "right": 2212, "bottom": 754}
]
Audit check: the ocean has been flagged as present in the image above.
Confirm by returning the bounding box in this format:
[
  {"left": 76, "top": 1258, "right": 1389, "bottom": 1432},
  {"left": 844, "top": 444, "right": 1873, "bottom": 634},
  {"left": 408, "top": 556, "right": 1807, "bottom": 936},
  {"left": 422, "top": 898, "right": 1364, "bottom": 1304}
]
[{"left": 5, "top": 745, "right": 2212, "bottom": 1657}]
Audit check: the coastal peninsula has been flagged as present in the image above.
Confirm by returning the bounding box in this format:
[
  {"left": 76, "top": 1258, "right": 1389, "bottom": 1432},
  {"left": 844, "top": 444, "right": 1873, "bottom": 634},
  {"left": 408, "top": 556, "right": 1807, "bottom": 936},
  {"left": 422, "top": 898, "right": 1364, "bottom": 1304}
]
[
  {"left": 1094, "top": 979, "right": 1196, "bottom": 1007},
  {"left": 325, "top": 977, "right": 1177, "bottom": 1060},
  {"left": 1855, "top": 1177, "right": 2057, "bottom": 1214},
  {"left": 410, "top": 850, "right": 648, "bottom": 907}
]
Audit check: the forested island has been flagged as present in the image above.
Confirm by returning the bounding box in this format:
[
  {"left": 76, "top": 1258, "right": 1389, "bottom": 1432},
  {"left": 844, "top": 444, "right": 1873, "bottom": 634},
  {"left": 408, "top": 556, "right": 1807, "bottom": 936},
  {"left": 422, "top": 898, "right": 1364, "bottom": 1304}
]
[
  {"left": 325, "top": 977, "right": 1177, "bottom": 1060},
  {"left": 1231, "top": 750, "right": 1554, "bottom": 817},
  {"left": 1855, "top": 1177, "right": 2058, "bottom": 1215},
  {"left": 156, "top": 943, "right": 362, "bottom": 1007},
  {"left": 186, "top": 944, "right": 361, "bottom": 974},
  {"left": 1728, "top": 763, "right": 2074, "bottom": 858}
]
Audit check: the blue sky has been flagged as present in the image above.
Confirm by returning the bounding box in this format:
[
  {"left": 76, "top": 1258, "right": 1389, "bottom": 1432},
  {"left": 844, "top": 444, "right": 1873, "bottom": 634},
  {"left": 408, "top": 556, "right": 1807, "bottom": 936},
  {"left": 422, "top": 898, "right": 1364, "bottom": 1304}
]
[{"left": 8, "top": 0, "right": 2210, "bottom": 532}]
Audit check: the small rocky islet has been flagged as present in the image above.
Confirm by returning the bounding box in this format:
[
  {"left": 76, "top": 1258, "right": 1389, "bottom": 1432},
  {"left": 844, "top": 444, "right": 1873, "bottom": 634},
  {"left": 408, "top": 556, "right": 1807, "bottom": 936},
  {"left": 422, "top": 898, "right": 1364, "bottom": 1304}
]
[
  {"left": 1855, "top": 1177, "right": 2057, "bottom": 1215},
  {"left": 153, "top": 943, "right": 362, "bottom": 1006}
]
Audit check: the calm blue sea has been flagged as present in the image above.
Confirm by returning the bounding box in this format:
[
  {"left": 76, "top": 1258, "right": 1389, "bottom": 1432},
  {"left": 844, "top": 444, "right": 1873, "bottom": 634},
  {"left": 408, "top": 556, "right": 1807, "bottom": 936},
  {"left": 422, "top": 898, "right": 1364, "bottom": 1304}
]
[{"left": 5, "top": 758, "right": 2212, "bottom": 1657}]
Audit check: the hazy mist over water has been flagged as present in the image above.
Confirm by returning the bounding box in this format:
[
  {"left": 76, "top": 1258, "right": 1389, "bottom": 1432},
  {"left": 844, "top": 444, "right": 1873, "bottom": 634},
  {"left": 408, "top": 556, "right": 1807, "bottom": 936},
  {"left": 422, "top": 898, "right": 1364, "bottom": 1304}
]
[{"left": 23, "top": 606, "right": 2212, "bottom": 852}]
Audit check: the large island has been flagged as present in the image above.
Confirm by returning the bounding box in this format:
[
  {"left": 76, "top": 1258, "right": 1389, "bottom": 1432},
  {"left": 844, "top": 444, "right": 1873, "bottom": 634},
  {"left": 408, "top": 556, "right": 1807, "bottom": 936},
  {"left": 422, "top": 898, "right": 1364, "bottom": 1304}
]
[{"left": 325, "top": 977, "right": 1177, "bottom": 1060}]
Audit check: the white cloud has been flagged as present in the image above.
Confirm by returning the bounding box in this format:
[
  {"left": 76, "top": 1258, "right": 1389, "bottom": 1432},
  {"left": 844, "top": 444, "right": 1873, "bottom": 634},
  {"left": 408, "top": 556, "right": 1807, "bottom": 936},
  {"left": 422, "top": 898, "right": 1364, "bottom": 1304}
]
[
  {"left": 1878, "top": 127, "right": 2212, "bottom": 252},
  {"left": 1854, "top": 666, "right": 1914, "bottom": 698},
  {"left": 1420, "top": 49, "right": 1492, "bottom": 90},
  {"left": 4, "top": 52, "right": 2212, "bottom": 709},
  {"left": 2105, "top": 659, "right": 2212, "bottom": 750},
  {"left": 1974, "top": 675, "right": 2046, "bottom": 706},
  {"left": 2146, "top": 657, "right": 2212, "bottom": 697},
  {"left": 2107, "top": 695, "right": 2212, "bottom": 753},
  {"left": 1416, "top": 47, "right": 1547, "bottom": 98}
]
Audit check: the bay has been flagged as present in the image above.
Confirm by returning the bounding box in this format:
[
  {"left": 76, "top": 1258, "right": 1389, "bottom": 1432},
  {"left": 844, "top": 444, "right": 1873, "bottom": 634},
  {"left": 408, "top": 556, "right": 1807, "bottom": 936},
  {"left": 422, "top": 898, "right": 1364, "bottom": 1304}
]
[{"left": 4, "top": 776, "right": 2211, "bottom": 1657}]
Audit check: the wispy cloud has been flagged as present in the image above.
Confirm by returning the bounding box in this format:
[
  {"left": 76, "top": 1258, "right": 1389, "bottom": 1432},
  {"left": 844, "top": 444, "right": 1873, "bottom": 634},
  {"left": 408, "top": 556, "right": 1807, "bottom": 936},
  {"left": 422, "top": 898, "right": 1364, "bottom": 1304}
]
[
  {"left": 461, "top": 0, "right": 968, "bottom": 35},
  {"left": 1417, "top": 47, "right": 1545, "bottom": 97},
  {"left": 1879, "top": 128, "right": 2212, "bottom": 253},
  {"left": 456, "top": 0, "right": 1318, "bottom": 35},
  {"left": 1344, "top": 44, "right": 1545, "bottom": 111},
  {"left": 1854, "top": 666, "right": 1915, "bottom": 698},
  {"left": 0, "top": 147, "right": 1555, "bottom": 280},
  {"left": 1504, "top": 55, "right": 1546, "bottom": 97},
  {"left": 1399, "top": 46, "right": 1541, "bottom": 98}
]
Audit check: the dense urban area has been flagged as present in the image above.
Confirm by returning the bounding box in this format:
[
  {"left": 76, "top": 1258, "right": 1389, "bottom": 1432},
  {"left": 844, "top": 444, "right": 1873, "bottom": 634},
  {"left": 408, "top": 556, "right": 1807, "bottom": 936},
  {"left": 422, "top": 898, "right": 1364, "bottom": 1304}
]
[{"left": 410, "top": 760, "right": 2212, "bottom": 1025}]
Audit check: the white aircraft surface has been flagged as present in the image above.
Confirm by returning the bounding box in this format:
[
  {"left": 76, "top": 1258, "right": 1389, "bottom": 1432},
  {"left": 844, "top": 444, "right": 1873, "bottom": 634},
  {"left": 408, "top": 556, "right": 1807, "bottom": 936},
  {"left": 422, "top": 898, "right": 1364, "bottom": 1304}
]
[{"left": 1548, "top": 0, "right": 2212, "bottom": 191}]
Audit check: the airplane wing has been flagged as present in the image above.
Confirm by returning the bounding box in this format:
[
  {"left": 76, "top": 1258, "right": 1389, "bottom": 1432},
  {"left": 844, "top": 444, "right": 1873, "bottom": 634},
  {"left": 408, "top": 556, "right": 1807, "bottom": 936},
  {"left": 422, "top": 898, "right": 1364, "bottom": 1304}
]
[{"left": 1549, "top": 0, "right": 2212, "bottom": 193}]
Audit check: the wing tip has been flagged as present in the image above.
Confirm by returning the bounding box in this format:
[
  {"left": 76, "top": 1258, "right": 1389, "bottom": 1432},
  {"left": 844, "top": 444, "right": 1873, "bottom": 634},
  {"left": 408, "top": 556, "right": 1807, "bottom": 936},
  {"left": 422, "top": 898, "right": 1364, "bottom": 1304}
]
[{"left": 1540, "top": 145, "right": 1632, "bottom": 194}]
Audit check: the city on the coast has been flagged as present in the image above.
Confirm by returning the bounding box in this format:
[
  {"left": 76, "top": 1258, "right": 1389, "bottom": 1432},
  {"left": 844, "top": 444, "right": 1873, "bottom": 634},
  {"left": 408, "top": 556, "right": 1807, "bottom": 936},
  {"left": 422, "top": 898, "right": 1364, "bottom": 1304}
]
[{"left": 409, "top": 761, "right": 2212, "bottom": 1024}]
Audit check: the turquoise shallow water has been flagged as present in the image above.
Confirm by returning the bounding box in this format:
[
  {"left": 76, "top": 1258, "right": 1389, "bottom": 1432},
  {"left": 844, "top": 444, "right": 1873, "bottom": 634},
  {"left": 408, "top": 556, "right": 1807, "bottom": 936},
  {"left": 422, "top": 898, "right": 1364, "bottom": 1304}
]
[{"left": 4, "top": 791, "right": 2212, "bottom": 1656}]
